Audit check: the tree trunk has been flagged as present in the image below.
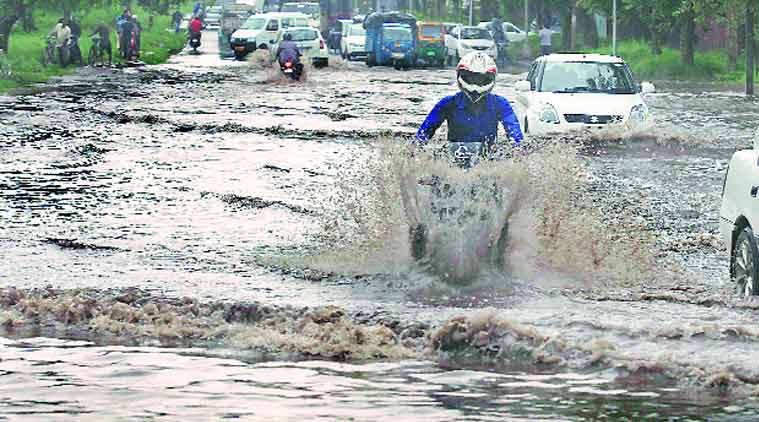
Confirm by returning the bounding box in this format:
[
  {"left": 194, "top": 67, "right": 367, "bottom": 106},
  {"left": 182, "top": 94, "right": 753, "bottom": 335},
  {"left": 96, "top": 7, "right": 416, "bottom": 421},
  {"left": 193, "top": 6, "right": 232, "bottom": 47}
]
[
  {"left": 578, "top": 7, "right": 598, "bottom": 49},
  {"left": 747, "top": 0, "right": 755, "bottom": 96},
  {"left": 680, "top": 3, "right": 695, "bottom": 66},
  {"left": 570, "top": 1, "right": 577, "bottom": 50},
  {"left": 727, "top": 0, "right": 740, "bottom": 71},
  {"left": 561, "top": 6, "right": 572, "bottom": 50}
]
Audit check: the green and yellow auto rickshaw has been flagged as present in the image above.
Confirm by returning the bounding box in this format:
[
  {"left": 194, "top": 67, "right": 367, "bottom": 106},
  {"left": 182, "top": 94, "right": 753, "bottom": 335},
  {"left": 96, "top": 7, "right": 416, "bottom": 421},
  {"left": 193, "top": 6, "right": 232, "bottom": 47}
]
[{"left": 417, "top": 22, "right": 446, "bottom": 67}]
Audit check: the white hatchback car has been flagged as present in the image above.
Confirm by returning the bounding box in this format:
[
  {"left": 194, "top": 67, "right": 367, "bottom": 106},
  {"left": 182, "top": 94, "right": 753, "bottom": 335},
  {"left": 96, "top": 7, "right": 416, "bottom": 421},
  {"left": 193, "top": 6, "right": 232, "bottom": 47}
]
[
  {"left": 340, "top": 23, "right": 366, "bottom": 60},
  {"left": 720, "top": 132, "right": 759, "bottom": 297},
  {"left": 445, "top": 26, "right": 497, "bottom": 65},
  {"left": 513, "top": 54, "right": 655, "bottom": 135},
  {"left": 270, "top": 26, "right": 328, "bottom": 67},
  {"left": 476, "top": 21, "right": 527, "bottom": 43}
]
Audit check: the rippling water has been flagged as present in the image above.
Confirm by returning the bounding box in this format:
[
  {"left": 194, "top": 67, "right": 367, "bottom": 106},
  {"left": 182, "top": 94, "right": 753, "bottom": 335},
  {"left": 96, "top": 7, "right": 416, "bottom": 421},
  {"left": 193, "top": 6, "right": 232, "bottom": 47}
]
[{"left": 3, "top": 33, "right": 759, "bottom": 419}]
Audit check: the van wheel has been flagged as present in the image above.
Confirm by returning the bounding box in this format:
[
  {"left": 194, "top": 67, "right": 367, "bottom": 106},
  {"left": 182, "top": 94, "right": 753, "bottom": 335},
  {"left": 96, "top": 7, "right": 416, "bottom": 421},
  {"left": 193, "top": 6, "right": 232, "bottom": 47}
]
[
  {"left": 733, "top": 226, "right": 759, "bottom": 297},
  {"left": 523, "top": 118, "right": 529, "bottom": 134},
  {"left": 257, "top": 43, "right": 268, "bottom": 50}
]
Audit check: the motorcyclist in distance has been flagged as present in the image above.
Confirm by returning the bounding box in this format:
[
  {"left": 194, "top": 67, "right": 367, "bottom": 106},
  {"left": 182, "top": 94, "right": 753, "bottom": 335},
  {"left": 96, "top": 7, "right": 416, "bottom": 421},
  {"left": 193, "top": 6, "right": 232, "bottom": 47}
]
[
  {"left": 188, "top": 15, "right": 203, "bottom": 46},
  {"left": 276, "top": 32, "right": 303, "bottom": 75}
]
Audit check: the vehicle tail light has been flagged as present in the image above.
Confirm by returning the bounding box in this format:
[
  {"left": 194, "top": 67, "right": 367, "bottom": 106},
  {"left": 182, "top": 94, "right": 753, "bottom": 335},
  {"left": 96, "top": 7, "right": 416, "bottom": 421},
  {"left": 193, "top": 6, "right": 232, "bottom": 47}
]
[{"left": 285, "top": 61, "right": 293, "bottom": 68}]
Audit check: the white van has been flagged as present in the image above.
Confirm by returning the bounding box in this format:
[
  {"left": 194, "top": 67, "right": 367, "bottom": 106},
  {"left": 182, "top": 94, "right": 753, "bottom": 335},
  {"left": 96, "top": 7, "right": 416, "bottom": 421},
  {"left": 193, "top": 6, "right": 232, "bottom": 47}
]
[{"left": 229, "top": 12, "right": 310, "bottom": 60}]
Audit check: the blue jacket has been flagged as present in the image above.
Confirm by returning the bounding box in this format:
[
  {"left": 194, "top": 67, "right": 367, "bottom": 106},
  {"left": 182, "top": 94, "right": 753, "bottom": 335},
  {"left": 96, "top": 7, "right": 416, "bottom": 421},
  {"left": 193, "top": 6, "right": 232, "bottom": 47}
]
[
  {"left": 276, "top": 40, "right": 301, "bottom": 63},
  {"left": 416, "top": 92, "right": 523, "bottom": 146}
]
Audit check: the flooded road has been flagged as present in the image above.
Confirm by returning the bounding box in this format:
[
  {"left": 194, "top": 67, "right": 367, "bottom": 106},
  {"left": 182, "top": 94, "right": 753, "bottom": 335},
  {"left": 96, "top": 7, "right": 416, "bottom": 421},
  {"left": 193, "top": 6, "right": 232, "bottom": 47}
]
[{"left": 2, "top": 35, "right": 759, "bottom": 419}]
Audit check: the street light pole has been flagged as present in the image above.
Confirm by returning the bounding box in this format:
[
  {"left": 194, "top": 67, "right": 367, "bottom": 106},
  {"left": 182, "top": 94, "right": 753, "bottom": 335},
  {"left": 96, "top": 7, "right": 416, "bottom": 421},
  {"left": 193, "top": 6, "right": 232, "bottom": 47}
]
[
  {"left": 523, "top": 0, "right": 529, "bottom": 58},
  {"left": 469, "top": 0, "right": 473, "bottom": 26},
  {"left": 612, "top": 0, "right": 617, "bottom": 55}
]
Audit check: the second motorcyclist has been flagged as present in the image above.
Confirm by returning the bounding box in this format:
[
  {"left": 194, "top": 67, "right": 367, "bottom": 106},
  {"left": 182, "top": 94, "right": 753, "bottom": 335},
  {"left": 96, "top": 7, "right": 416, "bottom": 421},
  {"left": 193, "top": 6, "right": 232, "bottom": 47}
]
[
  {"left": 188, "top": 15, "right": 203, "bottom": 52},
  {"left": 276, "top": 32, "right": 303, "bottom": 79}
]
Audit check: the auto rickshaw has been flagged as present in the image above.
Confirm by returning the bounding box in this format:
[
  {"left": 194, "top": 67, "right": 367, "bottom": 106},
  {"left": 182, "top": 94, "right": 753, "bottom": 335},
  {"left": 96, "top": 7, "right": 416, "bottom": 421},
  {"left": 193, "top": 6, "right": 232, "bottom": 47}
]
[{"left": 417, "top": 22, "right": 445, "bottom": 67}]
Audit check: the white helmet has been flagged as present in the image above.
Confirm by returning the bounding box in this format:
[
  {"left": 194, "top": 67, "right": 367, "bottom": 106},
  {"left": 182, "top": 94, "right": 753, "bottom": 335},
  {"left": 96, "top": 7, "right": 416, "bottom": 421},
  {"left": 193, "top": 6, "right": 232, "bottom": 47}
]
[{"left": 456, "top": 51, "right": 497, "bottom": 103}]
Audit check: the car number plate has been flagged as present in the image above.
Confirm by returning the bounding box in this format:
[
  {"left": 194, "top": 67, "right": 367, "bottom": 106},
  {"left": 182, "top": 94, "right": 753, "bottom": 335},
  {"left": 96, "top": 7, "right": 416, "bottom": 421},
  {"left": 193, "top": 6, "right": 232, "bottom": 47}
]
[
  {"left": 234, "top": 46, "right": 245, "bottom": 51},
  {"left": 426, "top": 51, "right": 435, "bottom": 56},
  {"left": 391, "top": 52, "right": 404, "bottom": 59}
]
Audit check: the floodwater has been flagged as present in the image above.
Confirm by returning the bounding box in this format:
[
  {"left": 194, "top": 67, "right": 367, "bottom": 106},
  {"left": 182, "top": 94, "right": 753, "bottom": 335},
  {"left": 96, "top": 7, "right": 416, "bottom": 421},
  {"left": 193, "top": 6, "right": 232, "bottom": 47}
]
[{"left": 2, "top": 32, "right": 759, "bottom": 420}]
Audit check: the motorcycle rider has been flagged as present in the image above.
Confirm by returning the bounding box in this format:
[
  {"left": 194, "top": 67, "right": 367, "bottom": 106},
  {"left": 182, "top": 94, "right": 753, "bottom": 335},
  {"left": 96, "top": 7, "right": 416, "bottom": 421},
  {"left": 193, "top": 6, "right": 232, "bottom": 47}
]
[
  {"left": 188, "top": 15, "right": 203, "bottom": 49},
  {"left": 415, "top": 51, "right": 522, "bottom": 150},
  {"left": 275, "top": 32, "right": 303, "bottom": 75},
  {"left": 409, "top": 52, "right": 523, "bottom": 260},
  {"left": 48, "top": 18, "right": 71, "bottom": 66}
]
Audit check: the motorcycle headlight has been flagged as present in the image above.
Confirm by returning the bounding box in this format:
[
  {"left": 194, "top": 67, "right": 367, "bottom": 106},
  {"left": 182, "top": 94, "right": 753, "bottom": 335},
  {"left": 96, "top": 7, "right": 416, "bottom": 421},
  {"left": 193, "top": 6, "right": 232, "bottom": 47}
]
[
  {"left": 538, "top": 103, "right": 560, "bottom": 124},
  {"left": 629, "top": 103, "right": 648, "bottom": 122}
]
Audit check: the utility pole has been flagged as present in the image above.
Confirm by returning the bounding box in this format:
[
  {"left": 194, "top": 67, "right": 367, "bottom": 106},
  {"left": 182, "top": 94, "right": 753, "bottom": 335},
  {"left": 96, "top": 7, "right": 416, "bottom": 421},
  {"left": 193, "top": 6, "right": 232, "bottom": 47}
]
[
  {"left": 468, "top": 0, "right": 473, "bottom": 26},
  {"left": 747, "top": 1, "right": 755, "bottom": 96},
  {"left": 523, "top": 0, "right": 529, "bottom": 58},
  {"left": 612, "top": 0, "right": 617, "bottom": 55}
]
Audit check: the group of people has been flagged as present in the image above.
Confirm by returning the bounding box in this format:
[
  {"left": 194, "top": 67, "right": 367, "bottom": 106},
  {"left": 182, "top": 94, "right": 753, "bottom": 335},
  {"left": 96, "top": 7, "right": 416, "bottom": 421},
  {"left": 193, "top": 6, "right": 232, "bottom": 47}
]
[{"left": 45, "top": 8, "right": 142, "bottom": 67}]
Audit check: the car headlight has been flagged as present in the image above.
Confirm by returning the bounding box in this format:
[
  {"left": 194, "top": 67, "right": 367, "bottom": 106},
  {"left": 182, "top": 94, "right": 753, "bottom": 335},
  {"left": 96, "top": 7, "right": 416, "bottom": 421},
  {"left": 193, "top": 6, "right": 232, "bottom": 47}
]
[
  {"left": 247, "top": 37, "right": 257, "bottom": 42},
  {"left": 629, "top": 104, "right": 648, "bottom": 122},
  {"left": 538, "top": 103, "right": 560, "bottom": 124},
  {"left": 460, "top": 43, "right": 472, "bottom": 49}
]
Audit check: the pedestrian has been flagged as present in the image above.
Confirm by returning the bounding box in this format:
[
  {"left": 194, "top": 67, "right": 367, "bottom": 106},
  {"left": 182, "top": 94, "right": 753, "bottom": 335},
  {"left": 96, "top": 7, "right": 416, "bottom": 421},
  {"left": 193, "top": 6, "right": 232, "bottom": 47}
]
[
  {"left": 48, "top": 17, "right": 71, "bottom": 66},
  {"left": 539, "top": 23, "right": 552, "bottom": 56},
  {"left": 116, "top": 8, "right": 131, "bottom": 55},
  {"left": 172, "top": 9, "right": 183, "bottom": 33},
  {"left": 90, "top": 22, "right": 113, "bottom": 65}
]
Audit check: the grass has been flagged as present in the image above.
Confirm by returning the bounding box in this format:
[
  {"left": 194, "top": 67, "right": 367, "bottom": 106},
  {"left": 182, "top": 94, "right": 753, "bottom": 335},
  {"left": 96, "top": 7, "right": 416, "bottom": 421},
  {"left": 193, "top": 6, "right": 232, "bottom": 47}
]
[
  {"left": 0, "top": 2, "right": 191, "bottom": 92},
  {"left": 589, "top": 40, "right": 747, "bottom": 83}
]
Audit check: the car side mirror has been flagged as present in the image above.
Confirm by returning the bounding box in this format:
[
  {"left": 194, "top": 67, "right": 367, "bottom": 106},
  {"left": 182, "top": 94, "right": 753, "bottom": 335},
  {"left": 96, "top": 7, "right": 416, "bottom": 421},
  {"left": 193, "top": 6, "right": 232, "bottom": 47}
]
[
  {"left": 640, "top": 81, "right": 655, "bottom": 94},
  {"left": 515, "top": 80, "right": 531, "bottom": 92}
]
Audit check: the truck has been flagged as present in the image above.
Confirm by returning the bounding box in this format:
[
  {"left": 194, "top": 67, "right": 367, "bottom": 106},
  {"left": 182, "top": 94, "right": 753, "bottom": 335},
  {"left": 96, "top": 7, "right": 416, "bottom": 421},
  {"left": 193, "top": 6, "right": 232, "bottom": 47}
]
[{"left": 363, "top": 12, "right": 417, "bottom": 69}]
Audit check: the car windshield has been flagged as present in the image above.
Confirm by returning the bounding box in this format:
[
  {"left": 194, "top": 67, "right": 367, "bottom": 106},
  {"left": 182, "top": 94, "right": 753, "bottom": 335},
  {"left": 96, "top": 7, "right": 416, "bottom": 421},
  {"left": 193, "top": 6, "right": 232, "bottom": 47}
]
[
  {"left": 421, "top": 25, "right": 442, "bottom": 38},
  {"left": 281, "top": 17, "right": 308, "bottom": 28},
  {"left": 286, "top": 29, "right": 318, "bottom": 41},
  {"left": 461, "top": 28, "right": 492, "bottom": 40},
  {"left": 281, "top": 3, "right": 319, "bottom": 15},
  {"left": 384, "top": 27, "right": 411, "bottom": 41},
  {"left": 349, "top": 25, "right": 365, "bottom": 36},
  {"left": 539, "top": 61, "right": 637, "bottom": 94},
  {"left": 241, "top": 17, "right": 266, "bottom": 30}
]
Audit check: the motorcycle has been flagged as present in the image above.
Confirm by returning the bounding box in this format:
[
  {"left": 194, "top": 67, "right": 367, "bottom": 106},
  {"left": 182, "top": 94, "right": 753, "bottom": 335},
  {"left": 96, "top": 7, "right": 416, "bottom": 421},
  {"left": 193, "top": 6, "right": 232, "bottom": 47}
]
[
  {"left": 123, "top": 31, "right": 139, "bottom": 61},
  {"left": 188, "top": 32, "right": 201, "bottom": 54},
  {"left": 408, "top": 141, "right": 511, "bottom": 271},
  {"left": 280, "top": 59, "right": 303, "bottom": 81}
]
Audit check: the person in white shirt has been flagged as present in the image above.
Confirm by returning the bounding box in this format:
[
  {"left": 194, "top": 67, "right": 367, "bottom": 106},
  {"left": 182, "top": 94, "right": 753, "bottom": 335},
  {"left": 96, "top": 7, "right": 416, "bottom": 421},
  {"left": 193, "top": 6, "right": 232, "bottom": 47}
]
[
  {"left": 538, "top": 23, "right": 552, "bottom": 56},
  {"left": 48, "top": 18, "right": 71, "bottom": 66}
]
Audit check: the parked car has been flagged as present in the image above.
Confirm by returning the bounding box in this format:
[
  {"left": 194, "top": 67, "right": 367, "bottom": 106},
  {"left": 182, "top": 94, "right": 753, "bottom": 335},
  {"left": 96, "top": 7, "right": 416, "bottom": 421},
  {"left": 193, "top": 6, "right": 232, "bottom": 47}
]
[
  {"left": 477, "top": 21, "right": 527, "bottom": 43},
  {"left": 513, "top": 53, "right": 655, "bottom": 135},
  {"left": 270, "top": 26, "right": 329, "bottom": 67},
  {"left": 417, "top": 21, "right": 445, "bottom": 67},
  {"left": 720, "top": 132, "right": 759, "bottom": 297},
  {"left": 204, "top": 11, "right": 222, "bottom": 30},
  {"left": 340, "top": 23, "right": 366, "bottom": 60},
  {"left": 280, "top": 2, "right": 320, "bottom": 27},
  {"left": 445, "top": 26, "right": 496, "bottom": 65},
  {"left": 364, "top": 12, "right": 417, "bottom": 69},
  {"left": 229, "top": 12, "right": 310, "bottom": 60}
]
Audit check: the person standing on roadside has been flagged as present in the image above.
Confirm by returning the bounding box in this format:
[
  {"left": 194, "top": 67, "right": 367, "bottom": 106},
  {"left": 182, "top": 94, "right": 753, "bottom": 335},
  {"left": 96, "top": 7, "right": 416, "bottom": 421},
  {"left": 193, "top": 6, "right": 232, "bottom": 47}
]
[
  {"left": 172, "top": 9, "right": 183, "bottom": 33},
  {"left": 116, "top": 9, "right": 131, "bottom": 55},
  {"left": 49, "top": 18, "right": 71, "bottom": 66},
  {"left": 538, "top": 23, "right": 552, "bottom": 56},
  {"left": 90, "top": 22, "right": 113, "bottom": 65}
]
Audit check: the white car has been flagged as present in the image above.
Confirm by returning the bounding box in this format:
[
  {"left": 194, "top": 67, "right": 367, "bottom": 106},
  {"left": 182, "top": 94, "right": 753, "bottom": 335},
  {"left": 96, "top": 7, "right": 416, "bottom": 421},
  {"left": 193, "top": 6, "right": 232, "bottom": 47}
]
[
  {"left": 720, "top": 131, "right": 759, "bottom": 297},
  {"left": 230, "top": 12, "right": 310, "bottom": 58},
  {"left": 445, "top": 26, "right": 497, "bottom": 65},
  {"left": 513, "top": 53, "right": 655, "bottom": 135},
  {"left": 270, "top": 26, "right": 328, "bottom": 67},
  {"left": 477, "top": 21, "right": 527, "bottom": 43},
  {"left": 340, "top": 23, "right": 366, "bottom": 60}
]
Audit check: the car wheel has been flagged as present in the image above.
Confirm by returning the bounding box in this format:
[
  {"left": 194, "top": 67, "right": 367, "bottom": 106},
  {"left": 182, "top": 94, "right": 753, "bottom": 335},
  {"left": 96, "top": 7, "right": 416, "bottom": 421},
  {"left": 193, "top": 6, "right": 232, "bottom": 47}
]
[{"left": 733, "top": 226, "right": 759, "bottom": 297}]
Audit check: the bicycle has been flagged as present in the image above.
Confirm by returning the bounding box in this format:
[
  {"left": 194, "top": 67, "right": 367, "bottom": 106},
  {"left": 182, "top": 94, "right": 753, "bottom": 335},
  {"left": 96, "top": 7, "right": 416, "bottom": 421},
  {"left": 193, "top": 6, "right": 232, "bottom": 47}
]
[
  {"left": 88, "top": 34, "right": 105, "bottom": 66},
  {"left": 41, "top": 36, "right": 56, "bottom": 67}
]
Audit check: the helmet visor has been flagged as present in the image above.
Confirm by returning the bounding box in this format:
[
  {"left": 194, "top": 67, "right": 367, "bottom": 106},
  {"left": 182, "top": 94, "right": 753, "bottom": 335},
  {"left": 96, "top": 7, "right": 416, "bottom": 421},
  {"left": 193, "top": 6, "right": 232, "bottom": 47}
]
[{"left": 459, "top": 69, "right": 495, "bottom": 87}]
